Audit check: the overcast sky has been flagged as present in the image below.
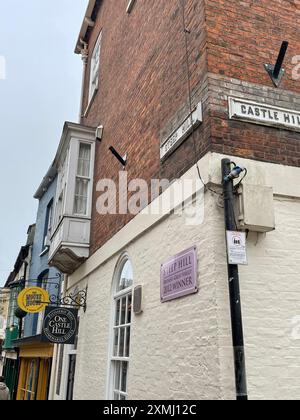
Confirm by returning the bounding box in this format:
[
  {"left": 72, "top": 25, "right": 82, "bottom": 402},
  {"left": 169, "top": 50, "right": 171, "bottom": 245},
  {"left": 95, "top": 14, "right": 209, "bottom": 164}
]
[{"left": 0, "top": 0, "right": 88, "bottom": 286}]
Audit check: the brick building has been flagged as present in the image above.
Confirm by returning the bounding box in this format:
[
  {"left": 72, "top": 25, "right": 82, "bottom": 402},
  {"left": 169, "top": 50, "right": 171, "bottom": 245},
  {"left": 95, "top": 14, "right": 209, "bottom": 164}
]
[{"left": 48, "top": 0, "right": 300, "bottom": 400}]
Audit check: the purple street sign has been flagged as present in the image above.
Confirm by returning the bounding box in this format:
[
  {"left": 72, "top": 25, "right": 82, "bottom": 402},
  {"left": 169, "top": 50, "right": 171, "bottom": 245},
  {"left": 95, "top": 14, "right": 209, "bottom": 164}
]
[{"left": 160, "top": 247, "right": 198, "bottom": 303}]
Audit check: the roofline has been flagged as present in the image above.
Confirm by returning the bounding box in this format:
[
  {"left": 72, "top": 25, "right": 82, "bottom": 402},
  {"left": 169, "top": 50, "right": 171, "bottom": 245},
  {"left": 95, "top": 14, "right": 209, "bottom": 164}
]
[
  {"left": 34, "top": 122, "right": 97, "bottom": 200},
  {"left": 75, "top": 0, "right": 98, "bottom": 54},
  {"left": 34, "top": 164, "right": 57, "bottom": 200}
]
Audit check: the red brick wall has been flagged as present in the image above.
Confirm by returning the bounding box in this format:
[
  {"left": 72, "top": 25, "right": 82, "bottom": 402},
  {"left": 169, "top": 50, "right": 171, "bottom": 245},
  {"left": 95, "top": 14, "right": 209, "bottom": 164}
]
[
  {"left": 80, "top": 0, "right": 208, "bottom": 253},
  {"left": 204, "top": 0, "right": 300, "bottom": 166},
  {"left": 205, "top": 0, "right": 300, "bottom": 92},
  {"left": 79, "top": 0, "right": 300, "bottom": 254}
]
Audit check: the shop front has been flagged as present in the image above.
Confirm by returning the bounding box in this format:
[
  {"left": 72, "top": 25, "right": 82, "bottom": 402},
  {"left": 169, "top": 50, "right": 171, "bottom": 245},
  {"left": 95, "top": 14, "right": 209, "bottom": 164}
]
[{"left": 14, "top": 338, "right": 53, "bottom": 400}]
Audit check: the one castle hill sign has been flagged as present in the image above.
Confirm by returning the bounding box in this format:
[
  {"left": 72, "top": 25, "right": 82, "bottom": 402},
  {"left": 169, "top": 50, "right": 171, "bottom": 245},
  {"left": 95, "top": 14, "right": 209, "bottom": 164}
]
[{"left": 229, "top": 97, "right": 300, "bottom": 132}]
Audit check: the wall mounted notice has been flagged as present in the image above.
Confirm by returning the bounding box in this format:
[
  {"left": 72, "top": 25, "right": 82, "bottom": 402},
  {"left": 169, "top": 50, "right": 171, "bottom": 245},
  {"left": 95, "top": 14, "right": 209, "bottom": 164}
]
[
  {"left": 161, "top": 247, "right": 198, "bottom": 303},
  {"left": 229, "top": 97, "right": 300, "bottom": 132},
  {"left": 226, "top": 231, "right": 248, "bottom": 266}
]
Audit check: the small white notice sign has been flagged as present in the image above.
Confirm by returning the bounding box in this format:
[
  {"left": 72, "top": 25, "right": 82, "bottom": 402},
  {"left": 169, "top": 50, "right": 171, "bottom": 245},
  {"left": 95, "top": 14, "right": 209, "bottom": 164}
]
[{"left": 226, "top": 231, "right": 248, "bottom": 266}]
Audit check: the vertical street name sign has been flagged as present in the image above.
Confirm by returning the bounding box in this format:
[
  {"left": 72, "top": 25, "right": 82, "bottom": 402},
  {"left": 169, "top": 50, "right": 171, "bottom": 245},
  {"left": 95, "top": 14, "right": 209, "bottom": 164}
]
[{"left": 160, "top": 103, "right": 203, "bottom": 160}]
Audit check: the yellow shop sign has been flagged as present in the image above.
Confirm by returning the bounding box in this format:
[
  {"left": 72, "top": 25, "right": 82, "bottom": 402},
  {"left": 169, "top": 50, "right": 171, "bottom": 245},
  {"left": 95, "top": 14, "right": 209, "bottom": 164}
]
[{"left": 17, "top": 287, "right": 50, "bottom": 314}]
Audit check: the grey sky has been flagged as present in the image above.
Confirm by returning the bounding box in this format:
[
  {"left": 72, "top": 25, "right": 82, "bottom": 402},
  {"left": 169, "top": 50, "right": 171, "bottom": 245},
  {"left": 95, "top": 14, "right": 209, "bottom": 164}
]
[{"left": 0, "top": 0, "right": 88, "bottom": 286}]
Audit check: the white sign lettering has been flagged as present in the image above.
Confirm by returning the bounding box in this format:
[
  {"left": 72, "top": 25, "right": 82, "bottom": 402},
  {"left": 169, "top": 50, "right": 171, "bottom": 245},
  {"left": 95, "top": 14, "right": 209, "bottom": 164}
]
[
  {"left": 229, "top": 97, "right": 300, "bottom": 132},
  {"left": 160, "top": 103, "right": 203, "bottom": 160}
]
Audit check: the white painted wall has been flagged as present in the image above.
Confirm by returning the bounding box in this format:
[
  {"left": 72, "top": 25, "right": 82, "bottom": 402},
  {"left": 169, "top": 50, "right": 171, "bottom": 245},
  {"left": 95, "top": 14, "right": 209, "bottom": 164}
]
[{"left": 57, "top": 152, "right": 300, "bottom": 401}]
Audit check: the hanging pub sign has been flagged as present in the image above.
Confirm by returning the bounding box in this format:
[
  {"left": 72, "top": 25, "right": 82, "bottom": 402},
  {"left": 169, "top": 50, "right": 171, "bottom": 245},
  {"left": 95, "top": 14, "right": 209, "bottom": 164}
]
[
  {"left": 161, "top": 247, "right": 198, "bottom": 303},
  {"left": 17, "top": 287, "right": 50, "bottom": 314},
  {"left": 41, "top": 307, "right": 78, "bottom": 345}
]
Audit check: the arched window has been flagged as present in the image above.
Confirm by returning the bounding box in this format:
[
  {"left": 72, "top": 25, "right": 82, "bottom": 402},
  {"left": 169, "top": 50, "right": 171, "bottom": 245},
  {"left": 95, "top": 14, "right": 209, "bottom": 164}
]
[{"left": 109, "top": 257, "right": 133, "bottom": 400}]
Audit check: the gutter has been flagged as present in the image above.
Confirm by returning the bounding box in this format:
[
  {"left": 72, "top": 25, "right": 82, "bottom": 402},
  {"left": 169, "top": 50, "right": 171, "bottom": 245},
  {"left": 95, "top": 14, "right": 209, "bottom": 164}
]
[{"left": 75, "top": 0, "right": 97, "bottom": 54}]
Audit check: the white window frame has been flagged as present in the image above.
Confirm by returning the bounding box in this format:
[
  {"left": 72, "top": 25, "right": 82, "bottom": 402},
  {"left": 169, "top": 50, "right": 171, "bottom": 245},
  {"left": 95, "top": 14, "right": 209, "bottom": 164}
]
[
  {"left": 107, "top": 256, "right": 133, "bottom": 400},
  {"left": 51, "top": 137, "right": 95, "bottom": 237},
  {"left": 88, "top": 32, "right": 102, "bottom": 105},
  {"left": 73, "top": 142, "right": 92, "bottom": 217},
  {"left": 54, "top": 148, "right": 70, "bottom": 230}
]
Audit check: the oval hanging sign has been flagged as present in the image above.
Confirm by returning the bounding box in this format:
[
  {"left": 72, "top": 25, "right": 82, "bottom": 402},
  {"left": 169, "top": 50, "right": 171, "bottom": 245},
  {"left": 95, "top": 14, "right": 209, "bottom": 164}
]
[{"left": 17, "top": 287, "right": 50, "bottom": 314}]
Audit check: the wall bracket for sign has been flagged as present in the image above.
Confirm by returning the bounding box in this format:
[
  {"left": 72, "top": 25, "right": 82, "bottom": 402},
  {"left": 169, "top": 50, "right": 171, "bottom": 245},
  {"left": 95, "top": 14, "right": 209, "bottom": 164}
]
[
  {"left": 15, "top": 273, "right": 62, "bottom": 289},
  {"left": 47, "top": 286, "right": 88, "bottom": 313},
  {"left": 264, "top": 41, "right": 289, "bottom": 88}
]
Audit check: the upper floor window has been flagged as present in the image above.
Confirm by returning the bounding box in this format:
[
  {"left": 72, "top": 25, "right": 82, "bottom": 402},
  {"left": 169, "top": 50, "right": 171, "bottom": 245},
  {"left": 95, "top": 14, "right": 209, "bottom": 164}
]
[
  {"left": 89, "top": 32, "right": 102, "bottom": 103},
  {"left": 54, "top": 150, "right": 69, "bottom": 228},
  {"left": 74, "top": 143, "right": 92, "bottom": 216},
  {"left": 42, "top": 200, "right": 53, "bottom": 251}
]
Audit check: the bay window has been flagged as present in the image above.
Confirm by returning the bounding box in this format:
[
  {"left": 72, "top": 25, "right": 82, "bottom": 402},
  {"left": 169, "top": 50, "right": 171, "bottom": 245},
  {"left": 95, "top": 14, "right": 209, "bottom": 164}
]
[{"left": 49, "top": 122, "right": 97, "bottom": 274}]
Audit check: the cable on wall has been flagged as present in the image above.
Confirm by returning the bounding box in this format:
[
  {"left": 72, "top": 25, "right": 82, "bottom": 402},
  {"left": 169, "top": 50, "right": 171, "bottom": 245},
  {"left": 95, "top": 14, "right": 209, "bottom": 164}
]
[{"left": 180, "top": 0, "right": 222, "bottom": 197}]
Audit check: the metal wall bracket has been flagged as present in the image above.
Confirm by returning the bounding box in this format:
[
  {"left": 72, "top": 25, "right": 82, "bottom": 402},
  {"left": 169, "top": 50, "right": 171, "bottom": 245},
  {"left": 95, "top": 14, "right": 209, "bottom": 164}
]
[
  {"left": 264, "top": 41, "right": 289, "bottom": 88},
  {"left": 264, "top": 64, "right": 285, "bottom": 88},
  {"left": 48, "top": 286, "right": 88, "bottom": 313}
]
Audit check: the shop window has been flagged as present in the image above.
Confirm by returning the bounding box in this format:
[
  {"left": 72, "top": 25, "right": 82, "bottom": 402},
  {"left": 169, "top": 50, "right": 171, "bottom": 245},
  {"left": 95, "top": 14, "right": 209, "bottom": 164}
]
[
  {"left": 109, "top": 257, "right": 133, "bottom": 400},
  {"left": 18, "top": 359, "right": 39, "bottom": 400}
]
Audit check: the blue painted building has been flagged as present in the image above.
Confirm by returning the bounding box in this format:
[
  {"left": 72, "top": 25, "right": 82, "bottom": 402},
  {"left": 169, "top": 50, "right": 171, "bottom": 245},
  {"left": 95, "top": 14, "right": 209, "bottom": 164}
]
[
  {"left": 24, "top": 167, "right": 61, "bottom": 338},
  {"left": 14, "top": 165, "right": 62, "bottom": 400}
]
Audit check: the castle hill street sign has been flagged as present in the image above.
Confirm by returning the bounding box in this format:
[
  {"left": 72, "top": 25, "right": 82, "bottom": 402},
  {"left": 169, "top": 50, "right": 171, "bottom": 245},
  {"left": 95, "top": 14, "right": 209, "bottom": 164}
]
[{"left": 229, "top": 97, "right": 300, "bottom": 132}]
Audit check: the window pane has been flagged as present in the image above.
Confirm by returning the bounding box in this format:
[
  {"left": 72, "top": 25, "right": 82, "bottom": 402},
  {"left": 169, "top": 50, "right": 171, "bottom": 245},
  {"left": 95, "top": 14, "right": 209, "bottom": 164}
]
[
  {"left": 77, "top": 144, "right": 91, "bottom": 177},
  {"left": 119, "top": 328, "right": 125, "bottom": 357},
  {"left": 127, "top": 294, "right": 132, "bottom": 324},
  {"left": 125, "top": 327, "right": 131, "bottom": 358},
  {"left": 113, "top": 329, "right": 119, "bottom": 357},
  {"left": 120, "top": 297, "right": 126, "bottom": 326},
  {"left": 117, "top": 261, "right": 133, "bottom": 292},
  {"left": 89, "top": 33, "right": 102, "bottom": 100},
  {"left": 74, "top": 178, "right": 89, "bottom": 215},
  {"left": 121, "top": 362, "right": 128, "bottom": 393},
  {"left": 115, "top": 300, "right": 120, "bottom": 326},
  {"left": 114, "top": 362, "right": 121, "bottom": 391}
]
